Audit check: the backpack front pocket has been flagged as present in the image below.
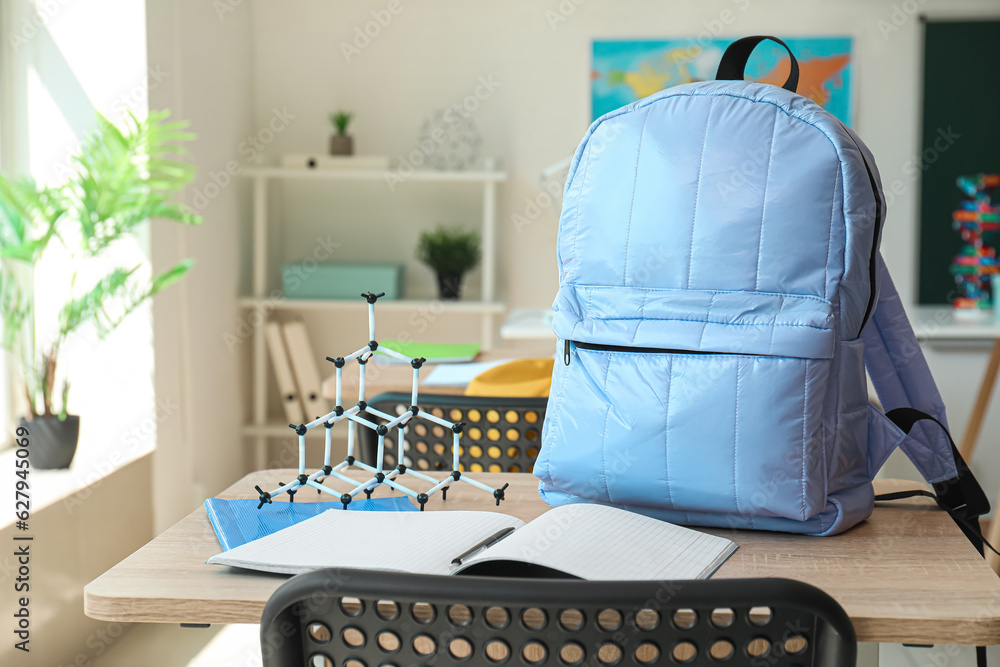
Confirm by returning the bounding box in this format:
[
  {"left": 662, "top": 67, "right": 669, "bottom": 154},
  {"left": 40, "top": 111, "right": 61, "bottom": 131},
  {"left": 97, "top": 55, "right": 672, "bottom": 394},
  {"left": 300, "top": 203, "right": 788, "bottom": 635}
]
[{"left": 540, "top": 342, "right": 830, "bottom": 522}]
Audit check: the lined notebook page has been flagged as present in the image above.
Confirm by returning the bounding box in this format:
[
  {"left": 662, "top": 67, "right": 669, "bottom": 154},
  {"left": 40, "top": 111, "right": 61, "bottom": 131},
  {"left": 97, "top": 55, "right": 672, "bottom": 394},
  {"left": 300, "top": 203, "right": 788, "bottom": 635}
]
[
  {"left": 456, "top": 504, "right": 737, "bottom": 580},
  {"left": 208, "top": 510, "right": 524, "bottom": 576}
]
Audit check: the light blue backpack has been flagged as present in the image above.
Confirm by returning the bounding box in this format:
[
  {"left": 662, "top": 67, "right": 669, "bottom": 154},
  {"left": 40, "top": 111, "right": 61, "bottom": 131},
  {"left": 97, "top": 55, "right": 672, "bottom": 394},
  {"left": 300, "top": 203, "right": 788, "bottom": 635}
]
[{"left": 535, "top": 37, "right": 987, "bottom": 537}]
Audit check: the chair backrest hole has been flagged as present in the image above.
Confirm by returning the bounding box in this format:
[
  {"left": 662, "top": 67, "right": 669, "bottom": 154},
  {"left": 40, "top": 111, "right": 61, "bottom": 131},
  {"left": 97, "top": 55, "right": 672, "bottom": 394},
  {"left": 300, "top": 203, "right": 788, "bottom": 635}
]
[
  {"left": 746, "top": 638, "right": 771, "bottom": 658},
  {"left": 376, "top": 630, "right": 400, "bottom": 653},
  {"left": 449, "top": 637, "right": 474, "bottom": 660},
  {"left": 635, "top": 642, "right": 660, "bottom": 664},
  {"left": 635, "top": 608, "right": 660, "bottom": 631},
  {"left": 411, "top": 602, "right": 436, "bottom": 624},
  {"left": 341, "top": 627, "right": 365, "bottom": 648},
  {"left": 412, "top": 634, "right": 437, "bottom": 656},
  {"left": 710, "top": 608, "right": 735, "bottom": 628},
  {"left": 559, "top": 608, "right": 585, "bottom": 631},
  {"left": 448, "top": 603, "right": 474, "bottom": 626},
  {"left": 597, "top": 609, "right": 623, "bottom": 631},
  {"left": 339, "top": 597, "right": 364, "bottom": 617},
  {"left": 597, "top": 642, "right": 623, "bottom": 665},
  {"left": 784, "top": 634, "right": 809, "bottom": 655},
  {"left": 375, "top": 600, "right": 399, "bottom": 621},
  {"left": 560, "top": 641, "right": 586, "bottom": 665},
  {"left": 672, "top": 641, "right": 698, "bottom": 663},
  {"left": 749, "top": 606, "right": 773, "bottom": 626},
  {"left": 485, "top": 605, "right": 510, "bottom": 629},
  {"left": 486, "top": 639, "right": 511, "bottom": 663},
  {"left": 522, "top": 607, "right": 547, "bottom": 631},
  {"left": 522, "top": 640, "right": 547, "bottom": 664},
  {"left": 341, "top": 659, "right": 364, "bottom": 667},
  {"left": 467, "top": 409, "right": 482, "bottom": 422},
  {"left": 672, "top": 608, "right": 697, "bottom": 630},
  {"left": 307, "top": 621, "right": 331, "bottom": 644},
  {"left": 710, "top": 639, "right": 735, "bottom": 661},
  {"left": 309, "top": 654, "right": 333, "bottom": 667}
]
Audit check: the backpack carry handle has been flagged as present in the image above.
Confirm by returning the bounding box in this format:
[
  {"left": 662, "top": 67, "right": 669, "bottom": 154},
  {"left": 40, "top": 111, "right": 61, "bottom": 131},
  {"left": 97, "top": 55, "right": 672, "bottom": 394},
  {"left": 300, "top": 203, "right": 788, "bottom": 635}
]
[{"left": 716, "top": 35, "right": 799, "bottom": 93}]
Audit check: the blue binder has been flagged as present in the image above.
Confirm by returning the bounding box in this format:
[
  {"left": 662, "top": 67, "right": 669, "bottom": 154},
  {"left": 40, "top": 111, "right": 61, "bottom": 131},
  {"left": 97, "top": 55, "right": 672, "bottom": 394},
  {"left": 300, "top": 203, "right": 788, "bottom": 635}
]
[{"left": 205, "top": 496, "right": 417, "bottom": 550}]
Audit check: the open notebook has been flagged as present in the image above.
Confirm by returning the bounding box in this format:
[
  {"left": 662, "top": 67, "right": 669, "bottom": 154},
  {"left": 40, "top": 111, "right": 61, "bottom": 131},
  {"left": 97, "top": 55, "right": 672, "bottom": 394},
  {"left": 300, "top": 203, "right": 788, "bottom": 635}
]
[{"left": 207, "top": 504, "right": 738, "bottom": 580}]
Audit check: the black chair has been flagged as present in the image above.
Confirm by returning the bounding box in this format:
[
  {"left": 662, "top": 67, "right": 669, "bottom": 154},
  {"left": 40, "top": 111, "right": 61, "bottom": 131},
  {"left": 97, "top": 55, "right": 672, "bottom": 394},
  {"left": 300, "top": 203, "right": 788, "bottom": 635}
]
[
  {"left": 359, "top": 392, "right": 548, "bottom": 473},
  {"left": 260, "top": 568, "right": 856, "bottom": 667}
]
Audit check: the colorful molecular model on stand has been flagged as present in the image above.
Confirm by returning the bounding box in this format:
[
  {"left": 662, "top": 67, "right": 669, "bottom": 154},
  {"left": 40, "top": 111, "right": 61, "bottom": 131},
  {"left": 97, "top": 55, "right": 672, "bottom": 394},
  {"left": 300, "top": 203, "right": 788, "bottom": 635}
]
[
  {"left": 951, "top": 174, "right": 1000, "bottom": 312},
  {"left": 254, "top": 292, "right": 509, "bottom": 511}
]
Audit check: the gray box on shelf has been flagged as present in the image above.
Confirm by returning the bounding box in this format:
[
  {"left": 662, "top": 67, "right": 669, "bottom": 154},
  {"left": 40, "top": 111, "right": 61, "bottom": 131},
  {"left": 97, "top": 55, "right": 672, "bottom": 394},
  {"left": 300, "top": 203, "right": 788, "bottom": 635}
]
[{"left": 282, "top": 262, "right": 404, "bottom": 300}]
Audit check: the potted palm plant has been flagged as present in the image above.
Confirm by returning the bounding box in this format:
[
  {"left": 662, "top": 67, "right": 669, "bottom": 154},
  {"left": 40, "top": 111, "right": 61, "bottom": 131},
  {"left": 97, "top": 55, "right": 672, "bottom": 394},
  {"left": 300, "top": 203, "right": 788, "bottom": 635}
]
[
  {"left": 0, "top": 110, "right": 201, "bottom": 469},
  {"left": 416, "top": 226, "right": 481, "bottom": 300},
  {"left": 329, "top": 111, "right": 354, "bottom": 156}
]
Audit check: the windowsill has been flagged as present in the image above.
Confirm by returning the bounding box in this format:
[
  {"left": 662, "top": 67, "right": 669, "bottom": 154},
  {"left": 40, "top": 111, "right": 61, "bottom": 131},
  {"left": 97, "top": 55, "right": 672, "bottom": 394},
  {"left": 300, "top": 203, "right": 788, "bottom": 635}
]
[{"left": 0, "top": 434, "right": 154, "bottom": 529}]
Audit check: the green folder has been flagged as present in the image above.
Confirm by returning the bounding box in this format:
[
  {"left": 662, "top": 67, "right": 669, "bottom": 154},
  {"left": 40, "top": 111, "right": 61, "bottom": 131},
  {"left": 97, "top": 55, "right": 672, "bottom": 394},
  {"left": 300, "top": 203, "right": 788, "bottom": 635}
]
[{"left": 377, "top": 340, "right": 480, "bottom": 364}]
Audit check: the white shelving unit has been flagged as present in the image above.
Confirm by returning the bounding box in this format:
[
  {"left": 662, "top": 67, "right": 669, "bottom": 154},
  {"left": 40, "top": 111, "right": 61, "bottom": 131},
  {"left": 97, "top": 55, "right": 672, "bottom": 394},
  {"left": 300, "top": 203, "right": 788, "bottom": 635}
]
[{"left": 241, "top": 164, "right": 507, "bottom": 467}]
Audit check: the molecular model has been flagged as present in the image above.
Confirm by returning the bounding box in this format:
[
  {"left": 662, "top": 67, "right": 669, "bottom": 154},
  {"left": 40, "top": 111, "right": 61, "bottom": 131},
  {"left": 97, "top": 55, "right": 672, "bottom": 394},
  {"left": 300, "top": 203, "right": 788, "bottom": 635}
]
[
  {"left": 254, "top": 292, "right": 509, "bottom": 511},
  {"left": 951, "top": 174, "right": 1000, "bottom": 311}
]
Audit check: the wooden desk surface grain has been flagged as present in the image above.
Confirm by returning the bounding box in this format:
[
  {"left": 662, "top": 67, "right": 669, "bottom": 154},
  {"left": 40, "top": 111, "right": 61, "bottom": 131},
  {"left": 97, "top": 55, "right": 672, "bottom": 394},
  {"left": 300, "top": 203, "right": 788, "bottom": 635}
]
[{"left": 84, "top": 471, "right": 1000, "bottom": 645}]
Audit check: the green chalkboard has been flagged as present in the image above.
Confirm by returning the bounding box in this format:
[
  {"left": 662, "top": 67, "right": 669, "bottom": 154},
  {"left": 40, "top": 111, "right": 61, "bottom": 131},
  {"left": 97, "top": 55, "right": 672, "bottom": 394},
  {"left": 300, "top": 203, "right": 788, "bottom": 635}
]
[{"left": 918, "top": 20, "right": 1000, "bottom": 304}]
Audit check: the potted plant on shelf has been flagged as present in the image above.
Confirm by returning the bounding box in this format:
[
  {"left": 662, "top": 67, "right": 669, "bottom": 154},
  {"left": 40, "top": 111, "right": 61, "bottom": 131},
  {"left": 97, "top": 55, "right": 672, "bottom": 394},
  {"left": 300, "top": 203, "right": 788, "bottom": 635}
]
[
  {"left": 416, "top": 226, "right": 481, "bottom": 300},
  {"left": 0, "top": 110, "right": 202, "bottom": 469},
  {"left": 329, "top": 111, "right": 354, "bottom": 156}
]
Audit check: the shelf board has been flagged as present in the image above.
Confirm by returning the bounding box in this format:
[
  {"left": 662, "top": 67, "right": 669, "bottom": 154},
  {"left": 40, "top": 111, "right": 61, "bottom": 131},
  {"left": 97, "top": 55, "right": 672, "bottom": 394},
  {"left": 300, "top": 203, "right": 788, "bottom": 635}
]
[
  {"left": 238, "top": 297, "right": 505, "bottom": 315},
  {"left": 243, "top": 166, "right": 507, "bottom": 183}
]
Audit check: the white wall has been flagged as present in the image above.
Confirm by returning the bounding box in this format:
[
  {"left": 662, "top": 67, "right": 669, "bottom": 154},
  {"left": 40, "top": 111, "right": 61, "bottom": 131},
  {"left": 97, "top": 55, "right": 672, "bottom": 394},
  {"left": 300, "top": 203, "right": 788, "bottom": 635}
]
[
  {"left": 147, "top": 0, "right": 256, "bottom": 530},
  {"left": 243, "top": 0, "right": 1000, "bottom": 496}
]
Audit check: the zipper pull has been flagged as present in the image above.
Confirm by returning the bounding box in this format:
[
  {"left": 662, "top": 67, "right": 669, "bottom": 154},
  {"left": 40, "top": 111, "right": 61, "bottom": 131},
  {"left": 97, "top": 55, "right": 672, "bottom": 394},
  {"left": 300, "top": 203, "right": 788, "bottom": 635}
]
[{"left": 563, "top": 340, "right": 571, "bottom": 366}]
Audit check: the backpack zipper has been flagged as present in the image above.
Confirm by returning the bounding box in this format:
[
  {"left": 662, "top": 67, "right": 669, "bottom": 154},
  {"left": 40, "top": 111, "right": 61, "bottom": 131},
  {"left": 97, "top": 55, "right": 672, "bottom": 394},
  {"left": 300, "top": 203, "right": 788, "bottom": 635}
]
[
  {"left": 564, "top": 339, "right": 737, "bottom": 365},
  {"left": 839, "top": 124, "right": 882, "bottom": 338}
]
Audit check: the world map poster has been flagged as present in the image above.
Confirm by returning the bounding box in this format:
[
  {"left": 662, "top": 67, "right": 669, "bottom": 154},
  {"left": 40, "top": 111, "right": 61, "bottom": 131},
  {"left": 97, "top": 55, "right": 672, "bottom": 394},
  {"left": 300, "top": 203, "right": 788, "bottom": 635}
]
[{"left": 592, "top": 37, "right": 853, "bottom": 125}]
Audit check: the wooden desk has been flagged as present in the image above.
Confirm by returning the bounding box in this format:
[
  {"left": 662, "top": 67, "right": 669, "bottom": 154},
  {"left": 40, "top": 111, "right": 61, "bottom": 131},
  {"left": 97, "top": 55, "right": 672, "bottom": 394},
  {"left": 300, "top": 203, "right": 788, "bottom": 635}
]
[{"left": 84, "top": 471, "right": 1000, "bottom": 644}]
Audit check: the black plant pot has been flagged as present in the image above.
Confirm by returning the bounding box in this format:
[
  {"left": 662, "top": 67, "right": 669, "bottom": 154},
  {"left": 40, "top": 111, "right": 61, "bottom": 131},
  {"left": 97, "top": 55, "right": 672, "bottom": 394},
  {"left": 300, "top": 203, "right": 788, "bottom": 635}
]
[
  {"left": 436, "top": 273, "right": 463, "bottom": 300},
  {"left": 19, "top": 415, "right": 80, "bottom": 469}
]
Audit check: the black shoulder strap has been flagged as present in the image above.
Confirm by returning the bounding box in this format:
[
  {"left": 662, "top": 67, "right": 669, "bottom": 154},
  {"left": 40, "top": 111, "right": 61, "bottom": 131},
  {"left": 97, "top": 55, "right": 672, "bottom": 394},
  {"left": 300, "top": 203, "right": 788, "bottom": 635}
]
[
  {"left": 877, "top": 407, "right": 991, "bottom": 554},
  {"left": 715, "top": 36, "right": 799, "bottom": 93}
]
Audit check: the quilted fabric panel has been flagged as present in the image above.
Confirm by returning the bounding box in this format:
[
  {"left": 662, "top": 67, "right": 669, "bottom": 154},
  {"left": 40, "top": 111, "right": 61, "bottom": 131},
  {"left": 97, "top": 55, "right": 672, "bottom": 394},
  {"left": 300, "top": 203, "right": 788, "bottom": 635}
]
[{"left": 557, "top": 80, "right": 881, "bottom": 332}]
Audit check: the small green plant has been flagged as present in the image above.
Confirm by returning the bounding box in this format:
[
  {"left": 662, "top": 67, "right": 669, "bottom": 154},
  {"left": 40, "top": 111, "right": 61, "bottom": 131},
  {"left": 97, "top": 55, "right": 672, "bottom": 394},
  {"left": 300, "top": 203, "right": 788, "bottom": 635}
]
[
  {"left": 416, "top": 226, "right": 481, "bottom": 276},
  {"left": 329, "top": 111, "right": 354, "bottom": 136},
  {"left": 0, "top": 109, "right": 201, "bottom": 419}
]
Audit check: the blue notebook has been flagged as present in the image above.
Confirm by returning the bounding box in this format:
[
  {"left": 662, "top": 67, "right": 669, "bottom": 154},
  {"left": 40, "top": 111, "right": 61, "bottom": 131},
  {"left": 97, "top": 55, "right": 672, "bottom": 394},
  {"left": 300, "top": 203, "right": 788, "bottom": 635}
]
[{"left": 205, "top": 496, "right": 417, "bottom": 550}]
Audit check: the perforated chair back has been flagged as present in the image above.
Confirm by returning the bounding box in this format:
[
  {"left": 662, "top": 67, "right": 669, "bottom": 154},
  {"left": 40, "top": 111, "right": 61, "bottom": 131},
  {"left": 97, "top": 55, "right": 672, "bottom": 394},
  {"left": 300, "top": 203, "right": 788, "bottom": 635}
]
[
  {"left": 260, "top": 568, "right": 856, "bottom": 667},
  {"left": 360, "top": 393, "right": 548, "bottom": 473}
]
